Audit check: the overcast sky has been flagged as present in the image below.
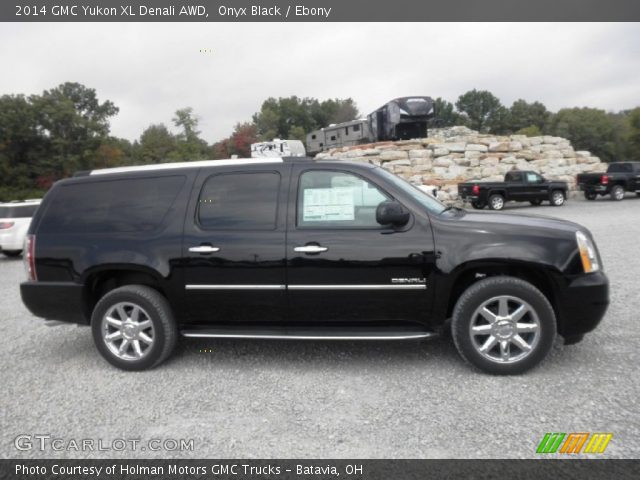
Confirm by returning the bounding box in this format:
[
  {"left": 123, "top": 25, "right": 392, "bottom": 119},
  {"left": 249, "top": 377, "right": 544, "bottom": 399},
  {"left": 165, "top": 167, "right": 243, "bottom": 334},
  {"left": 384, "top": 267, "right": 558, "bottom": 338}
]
[{"left": 1, "top": 23, "right": 639, "bottom": 143}]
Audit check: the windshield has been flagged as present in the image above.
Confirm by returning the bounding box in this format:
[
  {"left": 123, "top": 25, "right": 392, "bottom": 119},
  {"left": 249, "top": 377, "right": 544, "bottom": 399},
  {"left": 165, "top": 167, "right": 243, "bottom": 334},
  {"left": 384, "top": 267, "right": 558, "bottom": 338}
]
[{"left": 374, "top": 167, "right": 448, "bottom": 214}]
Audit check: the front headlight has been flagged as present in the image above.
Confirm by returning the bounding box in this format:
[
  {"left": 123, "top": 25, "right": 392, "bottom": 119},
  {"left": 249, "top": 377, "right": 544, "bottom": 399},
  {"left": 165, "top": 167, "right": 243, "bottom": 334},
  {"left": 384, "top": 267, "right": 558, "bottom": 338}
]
[{"left": 576, "top": 231, "right": 600, "bottom": 273}]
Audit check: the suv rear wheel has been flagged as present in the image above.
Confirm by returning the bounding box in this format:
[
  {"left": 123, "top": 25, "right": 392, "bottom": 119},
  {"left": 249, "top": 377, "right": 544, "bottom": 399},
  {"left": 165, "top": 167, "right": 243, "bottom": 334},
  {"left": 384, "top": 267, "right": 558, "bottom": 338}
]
[
  {"left": 451, "top": 276, "right": 556, "bottom": 375},
  {"left": 91, "top": 285, "right": 177, "bottom": 370}
]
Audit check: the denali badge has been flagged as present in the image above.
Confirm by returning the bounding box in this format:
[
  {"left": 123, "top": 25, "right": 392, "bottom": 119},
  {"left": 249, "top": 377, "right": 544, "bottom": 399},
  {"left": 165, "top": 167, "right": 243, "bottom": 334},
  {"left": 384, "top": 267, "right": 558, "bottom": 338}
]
[{"left": 392, "top": 278, "right": 426, "bottom": 284}]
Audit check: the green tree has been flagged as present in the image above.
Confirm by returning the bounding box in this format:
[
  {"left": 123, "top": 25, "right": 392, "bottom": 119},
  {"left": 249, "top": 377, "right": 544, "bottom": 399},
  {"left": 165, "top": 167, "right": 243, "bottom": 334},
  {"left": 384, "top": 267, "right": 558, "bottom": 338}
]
[
  {"left": 516, "top": 125, "right": 543, "bottom": 137},
  {"left": 253, "top": 96, "right": 359, "bottom": 140},
  {"left": 546, "top": 107, "right": 618, "bottom": 162},
  {"left": 486, "top": 105, "right": 512, "bottom": 135},
  {"left": 138, "top": 124, "right": 177, "bottom": 164},
  {"left": 431, "top": 97, "right": 464, "bottom": 128},
  {"left": 93, "top": 137, "right": 132, "bottom": 169},
  {"left": 627, "top": 107, "right": 640, "bottom": 159},
  {"left": 508, "top": 99, "right": 550, "bottom": 133},
  {"left": 171, "top": 107, "right": 209, "bottom": 161},
  {"left": 288, "top": 126, "right": 306, "bottom": 142},
  {"left": 311, "top": 98, "right": 359, "bottom": 126},
  {"left": 30, "top": 82, "right": 118, "bottom": 176},
  {"left": 0, "top": 94, "right": 44, "bottom": 195},
  {"left": 455, "top": 89, "right": 504, "bottom": 133}
]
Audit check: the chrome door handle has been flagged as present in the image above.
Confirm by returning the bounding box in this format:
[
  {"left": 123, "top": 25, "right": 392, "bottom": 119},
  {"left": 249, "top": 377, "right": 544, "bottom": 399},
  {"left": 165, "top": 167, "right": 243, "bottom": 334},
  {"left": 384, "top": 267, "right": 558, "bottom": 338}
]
[
  {"left": 189, "top": 245, "right": 220, "bottom": 253},
  {"left": 294, "top": 245, "right": 328, "bottom": 253}
]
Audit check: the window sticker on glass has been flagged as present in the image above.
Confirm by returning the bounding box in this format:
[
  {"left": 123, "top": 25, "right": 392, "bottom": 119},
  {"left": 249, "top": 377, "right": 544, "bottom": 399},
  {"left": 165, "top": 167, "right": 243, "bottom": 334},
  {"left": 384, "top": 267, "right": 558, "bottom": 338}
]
[{"left": 303, "top": 187, "right": 355, "bottom": 222}]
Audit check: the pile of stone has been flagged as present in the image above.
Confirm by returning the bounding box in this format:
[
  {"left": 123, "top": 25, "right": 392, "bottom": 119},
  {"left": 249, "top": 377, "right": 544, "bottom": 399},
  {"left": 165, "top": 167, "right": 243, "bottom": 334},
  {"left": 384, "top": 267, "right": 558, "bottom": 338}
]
[{"left": 314, "top": 126, "right": 606, "bottom": 201}]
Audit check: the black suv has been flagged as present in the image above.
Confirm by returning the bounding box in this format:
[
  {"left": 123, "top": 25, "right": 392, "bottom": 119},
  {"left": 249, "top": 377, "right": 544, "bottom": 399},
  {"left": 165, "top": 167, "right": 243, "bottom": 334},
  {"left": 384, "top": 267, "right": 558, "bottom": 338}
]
[{"left": 21, "top": 158, "right": 609, "bottom": 374}]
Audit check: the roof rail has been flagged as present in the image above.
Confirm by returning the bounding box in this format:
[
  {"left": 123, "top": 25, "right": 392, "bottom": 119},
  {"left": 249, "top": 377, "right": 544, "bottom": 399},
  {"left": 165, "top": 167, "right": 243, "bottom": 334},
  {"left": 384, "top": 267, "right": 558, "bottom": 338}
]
[{"left": 89, "top": 158, "right": 286, "bottom": 176}]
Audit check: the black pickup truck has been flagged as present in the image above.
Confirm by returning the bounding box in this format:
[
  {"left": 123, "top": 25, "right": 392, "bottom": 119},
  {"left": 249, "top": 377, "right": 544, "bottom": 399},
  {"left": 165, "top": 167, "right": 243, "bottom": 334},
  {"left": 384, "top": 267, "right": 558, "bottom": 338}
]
[
  {"left": 576, "top": 162, "right": 640, "bottom": 201},
  {"left": 458, "top": 171, "right": 568, "bottom": 210}
]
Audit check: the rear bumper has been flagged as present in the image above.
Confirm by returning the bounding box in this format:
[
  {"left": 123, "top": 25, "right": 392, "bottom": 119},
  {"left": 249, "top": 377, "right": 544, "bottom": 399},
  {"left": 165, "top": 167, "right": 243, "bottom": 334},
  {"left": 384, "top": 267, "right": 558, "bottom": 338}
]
[
  {"left": 0, "top": 232, "right": 23, "bottom": 251},
  {"left": 555, "top": 271, "right": 609, "bottom": 337},
  {"left": 20, "top": 281, "right": 88, "bottom": 325},
  {"left": 578, "top": 184, "right": 609, "bottom": 194}
]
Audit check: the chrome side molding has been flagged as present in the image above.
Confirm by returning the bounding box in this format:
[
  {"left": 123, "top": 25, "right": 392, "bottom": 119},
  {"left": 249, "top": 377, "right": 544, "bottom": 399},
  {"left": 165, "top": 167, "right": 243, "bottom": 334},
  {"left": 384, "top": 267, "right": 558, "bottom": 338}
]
[
  {"left": 181, "top": 331, "right": 436, "bottom": 341},
  {"left": 185, "top": 284, "right": 426, "bottom": 290}
]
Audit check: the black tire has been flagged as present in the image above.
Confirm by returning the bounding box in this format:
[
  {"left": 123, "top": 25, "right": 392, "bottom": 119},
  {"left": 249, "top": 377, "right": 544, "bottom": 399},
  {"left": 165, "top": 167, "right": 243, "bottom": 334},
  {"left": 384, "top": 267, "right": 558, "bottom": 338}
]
[
  {"left": 488, "top": 194, "right": 505, "bottom": 211},
  {"left": 471, "top": 200, "right": 486, "bottom": 210},
  {"left": 584, "top": 191, "right": 597, "bottom": 201},
  {"left": 549, "top": 190, "right": 565, "bottom": 206},
  {"left": 529, "top": 199, "right": 542, "bottom": 206},
  {"left": 610, "top": 185, "right": 624, "bottom": 201},
  {"left": 91, "top": 285, "right": 178, "bottom": 371},
  {"left": 2, "top": 250, "right": 22, "bottom": 257},
  {"left": 451, "top": 276, "right": 556, "bottom": 375}
]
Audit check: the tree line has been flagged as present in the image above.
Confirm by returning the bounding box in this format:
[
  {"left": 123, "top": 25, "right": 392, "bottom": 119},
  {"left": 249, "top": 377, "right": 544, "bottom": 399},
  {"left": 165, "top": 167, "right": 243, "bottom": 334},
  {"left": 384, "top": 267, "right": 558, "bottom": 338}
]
[
  {"left": 1, "top": 82, "right": 638, "bottom": 200},
  {"left": 433, "top": 90, "right": 639, "bottom": 164}
]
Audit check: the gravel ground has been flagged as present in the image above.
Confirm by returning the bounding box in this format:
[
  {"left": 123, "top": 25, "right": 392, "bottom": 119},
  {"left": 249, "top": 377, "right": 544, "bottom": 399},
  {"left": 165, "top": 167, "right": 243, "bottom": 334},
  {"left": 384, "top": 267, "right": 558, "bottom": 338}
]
[{"left": 1, "top": 195, "right": 639, "bottom": 459}]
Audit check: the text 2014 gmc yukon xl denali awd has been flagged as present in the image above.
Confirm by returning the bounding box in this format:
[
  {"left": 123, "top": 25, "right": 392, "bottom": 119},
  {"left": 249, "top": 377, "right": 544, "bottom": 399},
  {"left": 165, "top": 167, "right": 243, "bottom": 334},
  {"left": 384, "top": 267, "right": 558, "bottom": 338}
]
[{"left": 20, "top": 158, "right": 609, "bottom": 374}]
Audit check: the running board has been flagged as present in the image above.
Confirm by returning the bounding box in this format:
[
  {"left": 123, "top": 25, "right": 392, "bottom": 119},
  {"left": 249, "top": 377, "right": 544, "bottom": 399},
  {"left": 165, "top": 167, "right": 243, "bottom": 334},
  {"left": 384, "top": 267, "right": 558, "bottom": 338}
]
[{"left": 181, "top": 325, "right": 436, "bottom": 341}]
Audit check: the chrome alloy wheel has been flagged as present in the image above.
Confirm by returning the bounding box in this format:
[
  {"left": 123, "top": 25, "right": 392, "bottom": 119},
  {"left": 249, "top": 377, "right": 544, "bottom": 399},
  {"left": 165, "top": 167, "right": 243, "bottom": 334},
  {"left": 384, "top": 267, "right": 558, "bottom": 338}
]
[
  {"left": 490, "top": 196, "right": 504, "bottom": 210},
  {"left": 469, "top": 295, "right": 541, "bottom": 364},
  {"left": 612, "top": 185, "right": 624, "bottom": 201},
  {"left": 551, "top": 191, "right": 564, "bottom": 205},
  {"left": 101, "top": 302, "right": 155, "bottom": 361}
]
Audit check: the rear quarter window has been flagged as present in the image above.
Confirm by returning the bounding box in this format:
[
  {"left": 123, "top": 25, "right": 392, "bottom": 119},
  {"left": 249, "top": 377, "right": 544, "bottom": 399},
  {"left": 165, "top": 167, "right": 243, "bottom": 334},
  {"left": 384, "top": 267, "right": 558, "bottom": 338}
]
[
  {"left": 607, "top": 163, "right": 632, "bottom": 173},
  {"left": 39, "top": 176, "right": 185, "bottom": 234}
]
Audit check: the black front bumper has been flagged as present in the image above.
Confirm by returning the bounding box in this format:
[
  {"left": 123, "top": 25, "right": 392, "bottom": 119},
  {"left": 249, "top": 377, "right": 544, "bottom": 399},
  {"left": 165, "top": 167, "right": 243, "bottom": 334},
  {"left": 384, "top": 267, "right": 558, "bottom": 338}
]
[
  {"left": 555, "top": 271, "right": 609, "bottom": 338},
  {"left": 20, "top": 281, "right": 88, "bottom": 325}
]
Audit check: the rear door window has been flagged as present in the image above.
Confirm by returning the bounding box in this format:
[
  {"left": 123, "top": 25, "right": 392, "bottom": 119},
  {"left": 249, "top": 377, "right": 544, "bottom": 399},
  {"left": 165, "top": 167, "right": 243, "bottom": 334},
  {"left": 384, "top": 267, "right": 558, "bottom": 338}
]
[
  {"left": 39, "top": 176, "right": 185, "bottom": 234},
  {"left": 197, "top": 172, "right": 280, "bottom": 230}
]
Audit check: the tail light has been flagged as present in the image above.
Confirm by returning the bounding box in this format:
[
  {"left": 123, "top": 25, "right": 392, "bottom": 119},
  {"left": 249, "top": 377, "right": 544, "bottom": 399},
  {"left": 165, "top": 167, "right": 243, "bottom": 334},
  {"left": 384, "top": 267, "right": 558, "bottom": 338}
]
[
  {"left": 601, "top": 175, "right": 609, "bottom": 185},
  {"left": 24, "top": 234, "right": 37, "bottom": 281},
  {"left": 0, "top": 221, "right": 15, "bottom": 230},
  {"left": 472, "top": 185, "right": 480, "bottom": 195}
]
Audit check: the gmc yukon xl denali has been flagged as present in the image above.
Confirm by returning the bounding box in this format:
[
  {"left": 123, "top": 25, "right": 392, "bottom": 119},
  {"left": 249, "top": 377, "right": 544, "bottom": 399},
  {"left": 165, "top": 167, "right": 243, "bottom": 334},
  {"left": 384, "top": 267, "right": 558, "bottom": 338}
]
[{"left": 20, "top": 158, "right": 609, "bottom": 374}]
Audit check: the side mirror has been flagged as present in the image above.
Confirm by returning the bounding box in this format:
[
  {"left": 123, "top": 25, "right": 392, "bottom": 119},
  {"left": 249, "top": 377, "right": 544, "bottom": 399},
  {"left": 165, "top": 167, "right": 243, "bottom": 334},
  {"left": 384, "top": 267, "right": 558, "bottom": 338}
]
[{"left": 376, "top": 200, "right": 410, "bottom": 227}]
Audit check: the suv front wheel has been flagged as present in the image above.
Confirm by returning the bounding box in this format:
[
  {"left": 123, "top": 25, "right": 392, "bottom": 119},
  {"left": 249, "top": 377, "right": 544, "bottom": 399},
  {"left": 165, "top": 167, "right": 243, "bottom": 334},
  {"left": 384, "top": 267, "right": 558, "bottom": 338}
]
[
  {"left": 451, "top": 276, "right": 556, "bottom": 375},
  {"left": 91, "top": 285, "right": 177, "bottom": 370}
]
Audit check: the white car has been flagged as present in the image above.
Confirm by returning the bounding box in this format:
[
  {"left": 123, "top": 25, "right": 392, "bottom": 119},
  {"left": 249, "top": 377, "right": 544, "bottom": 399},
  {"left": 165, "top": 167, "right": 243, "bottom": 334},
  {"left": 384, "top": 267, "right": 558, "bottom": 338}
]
[{"left": 0, "top": 200, "right": 41, "bottom": 257}]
